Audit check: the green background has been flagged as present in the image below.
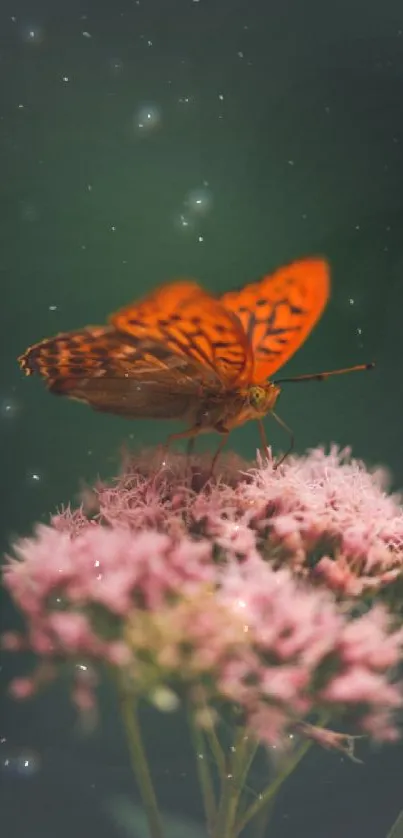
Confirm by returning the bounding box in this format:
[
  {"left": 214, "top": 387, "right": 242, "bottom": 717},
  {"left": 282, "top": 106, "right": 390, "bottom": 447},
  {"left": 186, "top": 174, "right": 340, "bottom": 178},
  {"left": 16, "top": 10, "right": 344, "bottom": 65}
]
[{"left": 1, "top": 1, "right": 403, "bottom": 836}]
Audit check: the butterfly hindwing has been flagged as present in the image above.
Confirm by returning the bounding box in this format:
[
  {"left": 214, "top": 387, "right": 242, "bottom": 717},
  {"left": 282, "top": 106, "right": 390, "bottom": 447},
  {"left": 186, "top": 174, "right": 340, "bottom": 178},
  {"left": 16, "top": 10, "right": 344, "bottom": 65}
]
[{"left": 18, "top": 327, "right": 221, "bottom": 419}]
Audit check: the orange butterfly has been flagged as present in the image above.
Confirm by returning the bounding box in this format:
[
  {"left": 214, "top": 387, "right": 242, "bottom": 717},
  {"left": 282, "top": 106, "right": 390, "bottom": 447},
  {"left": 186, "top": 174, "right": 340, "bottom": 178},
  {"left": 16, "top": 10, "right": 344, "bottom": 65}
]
[{"left": 18, "top": 257, "right": 372, "bottom": 466}]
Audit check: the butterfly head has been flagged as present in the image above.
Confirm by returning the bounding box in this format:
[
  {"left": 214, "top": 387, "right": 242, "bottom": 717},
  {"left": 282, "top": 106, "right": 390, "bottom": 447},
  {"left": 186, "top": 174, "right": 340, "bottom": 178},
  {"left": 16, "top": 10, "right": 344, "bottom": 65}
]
[{"left": 247, "top": 382, "right": 280, "bottom": 418}]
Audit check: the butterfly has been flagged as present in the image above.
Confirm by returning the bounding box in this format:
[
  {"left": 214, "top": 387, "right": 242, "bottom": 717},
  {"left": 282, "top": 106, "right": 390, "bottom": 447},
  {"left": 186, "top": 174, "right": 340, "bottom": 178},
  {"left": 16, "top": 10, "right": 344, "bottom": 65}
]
[{"left": 18, "top": 257, "right": 372, "bottom": 466}]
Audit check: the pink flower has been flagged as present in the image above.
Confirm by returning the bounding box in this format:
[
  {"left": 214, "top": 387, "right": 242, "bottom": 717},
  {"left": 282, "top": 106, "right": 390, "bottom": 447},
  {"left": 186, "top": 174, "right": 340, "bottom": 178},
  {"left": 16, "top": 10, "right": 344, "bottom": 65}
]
[
  {"left": 2, "top": 447, "right": 403, "bottom": 747},
  {"left": 295, "top": 723, "right": 364, "bottom": 762},
  {"left": 1, "top": 631, "right": 25, "bottom": 651},
  {"left": 47, "top": 612, "right": 99, "bottom": 654},
  {"left": 321, "top": 668, "right": 402, "bottom": 708},
  {"left": 9, "top": 676, "right": 36, "bottom": 700},
  {"left": 336, "top": 606, "right": 403, "bottom": 670}
]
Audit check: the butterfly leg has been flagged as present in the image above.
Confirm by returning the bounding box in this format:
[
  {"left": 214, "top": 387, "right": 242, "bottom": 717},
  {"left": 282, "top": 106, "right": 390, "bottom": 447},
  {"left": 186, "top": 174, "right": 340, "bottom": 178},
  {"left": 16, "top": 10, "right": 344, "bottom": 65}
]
[
  {"left": 162, "top": 426, "right": 202, "bottom": 465},
  {"left": 186, "top": 437, "right": 197, "bottom": 459},
  {"left": 210, "top": 432, "right": 230, "bottom": 474},
  {"left": 207, "top": 422, "right": 231, "bottom": 474},
  {"left": 257, "top": 418, "right": 269, "bottom": 460},
  {"left": 162, "top": 424, "right": 229, "bottom": 475},
  {"left": 270, "top": 411, "right": 294, "bottom": 468}
]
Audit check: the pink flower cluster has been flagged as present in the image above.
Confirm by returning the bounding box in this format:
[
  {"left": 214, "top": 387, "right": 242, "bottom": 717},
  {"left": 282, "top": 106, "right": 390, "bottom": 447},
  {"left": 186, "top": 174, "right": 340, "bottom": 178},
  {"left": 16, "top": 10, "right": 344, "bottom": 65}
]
[
  {"left": 218, "top": 564, "right": 403, "bottom": 742},
  {"left": 3, "top": 447, "right": 403, "bottom": 747},
  {"left": 74, "top": 445, "right": 403, "bottom": 599}
]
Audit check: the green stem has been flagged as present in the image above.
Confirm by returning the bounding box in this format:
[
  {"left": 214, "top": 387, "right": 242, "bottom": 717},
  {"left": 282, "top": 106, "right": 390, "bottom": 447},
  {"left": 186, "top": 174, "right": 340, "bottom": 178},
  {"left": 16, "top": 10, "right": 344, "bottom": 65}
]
[
  {"left": 251, "top": 795, "right": 278, "bottom": 838},
  {"left": 386, "top": 809, "right": 403, "bottom": 838},
  {"left": 234, "top": 738, "right": 312, "bottom": 836},
  {"left": 213, "top": 772, "right": 237, "bottom": 838},
  {"left": 205, "top": 721, "right": 226, "bottom": 780},
  {"left": 187, "top": 707, "right": 217, "bottom": 835},
  {"left": 212, "top": 728, "right": 256, "bottom": 838},
  {"left": 117, "top": 679, "right": 163, "bottom": 838}
]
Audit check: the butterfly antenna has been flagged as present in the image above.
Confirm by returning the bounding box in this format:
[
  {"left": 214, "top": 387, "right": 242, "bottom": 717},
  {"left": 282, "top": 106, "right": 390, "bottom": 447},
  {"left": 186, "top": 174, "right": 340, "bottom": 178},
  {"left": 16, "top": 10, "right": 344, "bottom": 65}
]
[{"left": 274, "top": 362, "right": 374, "bottom": 385}]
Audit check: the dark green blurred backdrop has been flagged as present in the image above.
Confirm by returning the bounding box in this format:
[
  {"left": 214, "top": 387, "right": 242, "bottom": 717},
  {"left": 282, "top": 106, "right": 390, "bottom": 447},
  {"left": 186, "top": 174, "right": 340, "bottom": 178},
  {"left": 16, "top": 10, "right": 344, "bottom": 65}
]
[{"left": 1, "top": 1, "right": 403, "bottom": 836}]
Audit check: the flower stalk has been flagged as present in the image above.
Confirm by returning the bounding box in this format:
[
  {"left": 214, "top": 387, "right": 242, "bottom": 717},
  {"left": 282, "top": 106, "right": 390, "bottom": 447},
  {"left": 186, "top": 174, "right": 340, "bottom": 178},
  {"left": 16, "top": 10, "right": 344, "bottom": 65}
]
[
  {"left": 187, "top": 706, "right": 217, "bottom": 834},
  {"left": 117, "top": 676, "right": 163, "bottom": 838}
]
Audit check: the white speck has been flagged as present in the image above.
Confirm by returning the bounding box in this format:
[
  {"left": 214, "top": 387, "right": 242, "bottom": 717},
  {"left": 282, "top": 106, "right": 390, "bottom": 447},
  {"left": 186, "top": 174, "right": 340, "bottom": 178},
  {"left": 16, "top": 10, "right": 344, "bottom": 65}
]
[
  {"left": 355, "top": 224, "right": 360, "bottom": 230},
  {"left": 198, "top": 235, "right": 204, "bottom": 242},
  {"left": 62, "top": 76, "right": 70, "bottom": 83},
  {"left": 147, "top": 39, "right": 153, "bottom": 47},
  {"left": 287, "top": 159, "right": 295, "bottom": 166},
  {"left": 356, "top": 327, "right": 362, "bottom": 335},
  {"left": 1, "top": 399, "right": 17, "bottom": 418},
  {"left": 82, "top": 31, "right": 92, "bottom": 38},
  {"left": 218, "top": 93, "right": 224, "bottom": 100},
  {"left": 110, "top": 58, "right": 123, "bottom": 74},
  {"left": 18, "top": 103, "right": 24, "bottom": 109},
  {"left": 184, "top": 185, "right": 213, "bottom": 216},
  {"left": 23, "top": 26, "right": 44, "bottom": 44},
  {"left": 11, "top": 16, "right": 17, "bottom": 23},
  {"left": 110, "top": 225, "right": 116, "bottom": 232},
  {"left": 349, "top": 298, "right": 355, "bottom": 306},
  {"left": 134, "top": 103, "right": 161, "bottom": 132},
  {"left": 235, "top": 598, "right": 246, "bottom": 610},
  {"left": 87, "top": 184, "right": 92, "bottom": 191},
  {"left": 48, "top": 304, "right": 58, "bottom": 311},
  {"left": 28, "top": 472, "right": 41, "bottom": 483},
  {"left": 237, "top": 51, "right": 244, "bottom": 58}
]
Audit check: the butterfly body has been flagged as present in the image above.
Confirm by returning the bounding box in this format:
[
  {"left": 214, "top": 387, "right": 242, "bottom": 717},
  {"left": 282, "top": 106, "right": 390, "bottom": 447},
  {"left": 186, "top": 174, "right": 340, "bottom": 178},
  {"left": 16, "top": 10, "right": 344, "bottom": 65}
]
[
  {"left": 18, "top": 258, "right": 331, "bottom": 452},
  {"left": 179, "top": 381, "right": 281, "bottom": 438}
]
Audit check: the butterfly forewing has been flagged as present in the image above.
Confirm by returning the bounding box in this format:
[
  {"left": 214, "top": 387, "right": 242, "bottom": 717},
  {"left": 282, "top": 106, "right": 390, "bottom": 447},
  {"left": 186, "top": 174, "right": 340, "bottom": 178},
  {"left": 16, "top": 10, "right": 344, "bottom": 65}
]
[
  {"left": 110, "top": 280, "right": 253, "bottom": 387},
  {"left": 220, "top": 258, "right": 330, "bottom": 383}
]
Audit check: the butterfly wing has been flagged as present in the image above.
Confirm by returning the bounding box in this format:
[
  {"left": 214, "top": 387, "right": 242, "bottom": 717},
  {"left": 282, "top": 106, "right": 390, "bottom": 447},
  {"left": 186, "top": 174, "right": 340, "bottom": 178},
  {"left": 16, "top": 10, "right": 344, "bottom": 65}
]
[
  {"left": 18, "top": 327, "right": 220, "bottom": 419},
  {"left": 220, "top": 257, "right": 330, "bottom": 383},
  {"left": 110, "top": 280, "right": 254, "bottom": 387}
]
